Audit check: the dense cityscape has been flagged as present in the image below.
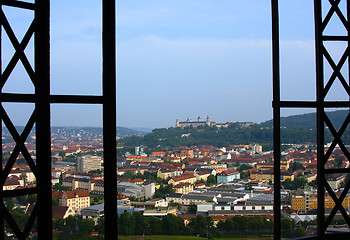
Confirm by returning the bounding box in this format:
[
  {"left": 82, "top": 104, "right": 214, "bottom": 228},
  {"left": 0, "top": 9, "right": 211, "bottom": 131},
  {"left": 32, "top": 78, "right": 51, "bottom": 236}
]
[{"left": 2, "top": 115, "right": 349, "bottom": 239}]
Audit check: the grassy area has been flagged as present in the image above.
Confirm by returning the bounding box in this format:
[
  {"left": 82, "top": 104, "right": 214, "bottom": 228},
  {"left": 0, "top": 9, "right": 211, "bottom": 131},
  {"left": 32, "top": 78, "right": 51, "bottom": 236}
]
[
  {"left": 214, "top": 238, "right": 273, "bottom": 240},
  {"left": 117, "top": 236, "right": 274, "bottom": 240},
  {"left": 118, "top": 236, "right": 206, "bottom": 240}
]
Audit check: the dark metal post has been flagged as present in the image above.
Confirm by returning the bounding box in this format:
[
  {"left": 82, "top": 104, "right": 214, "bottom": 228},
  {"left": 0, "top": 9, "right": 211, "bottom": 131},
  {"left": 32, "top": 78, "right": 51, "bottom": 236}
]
[
  {"left": 348, "top": 0, "right": 350, "bottom": 143},
  {"left": 314, "top": 0, "right": 325, "bottom": 237},
  {"left": 35, "top": 0, "right": 52, "bottom": 239},
  {"left": 0, "top": 3, "right": 3, "bottom": 238},
  {"left": 103, "top": 0, "right": 117, "bottom": 238},
  {"left": 0, "top": 124, "right": 3, "bottom": 240},
  {"left": 272, "top": 0, "right": 281, "bottom": 239}
]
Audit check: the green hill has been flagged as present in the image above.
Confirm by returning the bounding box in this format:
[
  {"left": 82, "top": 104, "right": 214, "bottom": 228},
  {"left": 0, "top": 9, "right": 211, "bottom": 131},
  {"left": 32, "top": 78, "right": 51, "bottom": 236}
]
[
  {"left": 260, "top": 110, "right": 348, "bottom": 129},
  {"left": 118, "top": 110, "right": 350, "bottom": 152}
]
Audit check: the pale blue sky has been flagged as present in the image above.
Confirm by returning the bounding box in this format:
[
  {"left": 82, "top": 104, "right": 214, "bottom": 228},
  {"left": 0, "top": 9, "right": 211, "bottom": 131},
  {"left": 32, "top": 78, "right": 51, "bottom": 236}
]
[{"left": 1, "top": 1, "right": 348, "bottom": 128}]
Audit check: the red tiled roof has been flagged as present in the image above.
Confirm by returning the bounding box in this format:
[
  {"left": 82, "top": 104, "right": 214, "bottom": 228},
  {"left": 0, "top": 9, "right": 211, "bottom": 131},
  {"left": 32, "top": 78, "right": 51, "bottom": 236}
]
[
  {"left": 4, "top": 179, "right": 20, "bottom": 186},
  {"left": 220, "top": 168, "right": 239, "bottom": 176},
  {"left": 150, "top": 152, "right": 166, "bottom": 156},
  {"left": 172, "top": 173, "right": 196, "bottom": 182},
  {"left": 52, "top": 191, "right": 64, "bottom": 199},
  {"left": 64, "top": 190, "right": 89, "bottom": 199},
  {"left": 117, "top": 192, "right": 129, "bottom": 200},
  {"left": 130, "top": 178, "right": 144, "bottom": 183}
]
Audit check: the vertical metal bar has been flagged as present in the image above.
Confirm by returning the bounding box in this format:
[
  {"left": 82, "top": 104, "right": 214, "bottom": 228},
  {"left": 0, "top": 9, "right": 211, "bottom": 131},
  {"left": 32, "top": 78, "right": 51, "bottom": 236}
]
[
  {"left": 103, "top": 0, "right": 117, "bottom": 238},
  {"left": 272, "top": 0, "right": 281, "bottom": 239},
  {"left": 314, "top": 0, "right": 325, "bottom": 237},
  {"left": 35, "top": 0, "right": 52, "bottom": 239},
  {"left": 348, "top": 0, "right": 350, "bottom": 147},
  {"left": 0, "top": 2, "right": 3, "bottom": 239}
]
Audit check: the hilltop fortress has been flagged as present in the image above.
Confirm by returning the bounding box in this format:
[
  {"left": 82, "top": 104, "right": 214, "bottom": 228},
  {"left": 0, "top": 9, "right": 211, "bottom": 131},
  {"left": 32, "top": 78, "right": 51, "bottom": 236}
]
[{"left": 175, "top": 116, "right": 254, "bottom": 129}]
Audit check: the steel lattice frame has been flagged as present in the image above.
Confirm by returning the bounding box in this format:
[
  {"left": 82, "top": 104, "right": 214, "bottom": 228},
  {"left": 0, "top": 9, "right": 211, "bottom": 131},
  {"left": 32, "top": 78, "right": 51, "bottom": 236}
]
[
  {"left": 0, "top": 0, "right": 116, "bottom": 239},
  {"left": 273, "top": 0, "right": 350, "bottom": 239},
  {"left": 4, "top": 0, "right": 350, "bottom": 239}
]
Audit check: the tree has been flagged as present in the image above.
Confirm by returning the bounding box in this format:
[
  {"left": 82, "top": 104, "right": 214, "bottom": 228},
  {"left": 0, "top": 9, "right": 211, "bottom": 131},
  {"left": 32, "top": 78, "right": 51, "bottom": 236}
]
[
  {"left": 10, "top": 208, "right": 30, "bottom": 231},
  {"left": 296, "top": 226, "right": 306, "bottom": 237},
  {"left": 293, "top": 177, "right": 307, "bottom": 189},
  {"left": 283, "top": 177, "right": 307, "bottom": 190},
  {"left": 162, "top": 214, "right": 185, "bottom": 235},
  {"left": 249, "top": 215, "right": 264, "bottom": 233},
  {"left": 237, "top": 164, "right": 253, "bottom": 172},
  {"left": 188, "top": 215, "right": 213, "bottom": 237},
  {"left": 240, "top": 171, "right": 249, "bottom": 179},
  {"left": 282, "top": 178, "right": 292, "bottom": 189},
  {"left": 233, "top": 216, "right": 249, "bottom": 232},
  {"left": 79, "top": 218, "right": 95, "bottom": 234},
  {"left": 118, "top": 212, "right": 133, "bottom": 235},
  {"left": 148, "top": 216, "right": 162, "bottom": 234},
  {"left": 53, "top": 218, "right": 65, "bottom": 231},
  {"left": 290, "top": 162, "right": 305, "bottom": 172},
  {"left": 206, "top": 175, "right": 217, "bottom": 185},
  {"left": 132, "top": 212, "right": 148, "bottom": 235},
  {"left": 63, "top": 215, "right": 79, "bottom": 235},
  {"left": 5, "top": 199, "right": 15, "bottom": 211},
  {"left": 188, "top": 202, "right": 197, "bottom": 214},
  {"left": 281, "top": 217, "right": 296, "bottom": 238},
  {"left": 154, "top": 184, "right": 175, "bottom": 198}
]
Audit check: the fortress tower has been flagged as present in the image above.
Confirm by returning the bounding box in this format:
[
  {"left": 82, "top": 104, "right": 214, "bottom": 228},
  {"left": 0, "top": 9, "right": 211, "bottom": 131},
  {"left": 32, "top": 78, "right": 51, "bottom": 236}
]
[{"left": 206, "top": 116, "right": 211, "bottom": 126}]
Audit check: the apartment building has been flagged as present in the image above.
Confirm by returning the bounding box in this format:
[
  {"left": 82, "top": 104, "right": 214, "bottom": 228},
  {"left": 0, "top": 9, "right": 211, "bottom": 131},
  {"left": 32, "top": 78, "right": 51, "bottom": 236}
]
[
  {"left": 62, "top": 177, "right": 104, "bottom": 194},
  {"left": 53, "top": 190, "right": 90, "bottom": 212},
  {"left": 173, "top": 182, "right": 194, "bottom": 194},
  {"left": 77, "top": 155, "right": 102, "bottom": 173},
  {"left": 291, "top": 191, "right": 350, "bottom": 213},
  {"left": 250, "top": 169, "right": 294, "bottom": 182},
  {"left": 157, "top": 168, "right": 183, "bottom": 179},
  {"left": 217, "top": 169, "right": 240, "bottom": 183},
  {"left": 326, "top": 174, "right": 346, "bottom": 190}
]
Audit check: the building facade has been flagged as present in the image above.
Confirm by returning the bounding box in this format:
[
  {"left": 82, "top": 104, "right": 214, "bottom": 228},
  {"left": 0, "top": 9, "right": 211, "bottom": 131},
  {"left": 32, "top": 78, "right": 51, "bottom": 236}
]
[
  {"left": 53, "top": 190, "right": 91, "bottom": 212},
  {"left": 291, "top": 191, "right": 350, "bottom": 213},
  {"left": 217, "top": 169, "right": 240, "bottom": 183},
  {"left": 77, "top": 155, "right": 102, "bottom": 173}
]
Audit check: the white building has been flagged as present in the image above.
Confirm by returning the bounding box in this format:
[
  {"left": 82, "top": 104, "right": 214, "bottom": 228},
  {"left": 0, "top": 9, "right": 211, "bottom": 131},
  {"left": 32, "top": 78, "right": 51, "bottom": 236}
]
[
  {"left": 135, "top": 146, "right": 146, "bottom": 156},
  {"left": 77, "top": 155, "right": 102, "bottom": 173},
  {"left": 197, "top": 203, "right": 273, "bottom": 213},
  {"left": 8, "top": 170, "right": 36, "bottom": 184},
  {"left": 217, "top": 169, "right": 240, "bottom": 183},
  {"left": 144, "top": 183, "right": 155, "bottom": 199},
  {"left": 252, "top": 144, "right": 263, "bottom": 154}
]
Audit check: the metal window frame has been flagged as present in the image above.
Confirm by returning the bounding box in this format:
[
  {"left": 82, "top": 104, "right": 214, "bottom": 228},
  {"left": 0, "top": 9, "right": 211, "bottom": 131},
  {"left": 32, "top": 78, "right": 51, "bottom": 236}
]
[
  {"left": 0, "top": 0, "right": 116, "bottom": 239},
  {"left": 4, "top": 0, "right": 350, "bottom": 239},
  {"left": 272, "top": 0, "right": 350, "bottom": 239}
]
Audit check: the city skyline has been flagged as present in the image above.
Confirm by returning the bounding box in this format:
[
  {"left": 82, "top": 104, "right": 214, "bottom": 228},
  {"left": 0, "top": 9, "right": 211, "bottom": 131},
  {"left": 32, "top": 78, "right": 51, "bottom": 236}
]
[{"left": 2, "top": 0, "right": 347, "bottom": 128}]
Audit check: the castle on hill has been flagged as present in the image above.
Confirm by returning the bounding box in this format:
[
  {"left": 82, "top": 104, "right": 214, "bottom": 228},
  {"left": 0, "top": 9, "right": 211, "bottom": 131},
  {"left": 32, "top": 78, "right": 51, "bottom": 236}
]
[{"left": 175, "top": 116, "right": 254, "bottom": 129}]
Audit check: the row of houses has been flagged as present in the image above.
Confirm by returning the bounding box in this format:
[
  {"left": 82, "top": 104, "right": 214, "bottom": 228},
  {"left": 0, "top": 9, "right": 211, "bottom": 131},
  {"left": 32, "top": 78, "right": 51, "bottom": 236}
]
[{"left": 62, "top": 177, "right": 104, "bottom": 194}]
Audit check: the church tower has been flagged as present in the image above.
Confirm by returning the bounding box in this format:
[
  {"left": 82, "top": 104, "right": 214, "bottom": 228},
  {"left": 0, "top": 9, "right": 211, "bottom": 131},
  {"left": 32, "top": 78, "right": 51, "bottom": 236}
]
[
  {"left": 176, "top": 119, "right": 180, "bottom": 127},
  {"left": 206, "top": 116, "right": 210, "bottom": 126}
]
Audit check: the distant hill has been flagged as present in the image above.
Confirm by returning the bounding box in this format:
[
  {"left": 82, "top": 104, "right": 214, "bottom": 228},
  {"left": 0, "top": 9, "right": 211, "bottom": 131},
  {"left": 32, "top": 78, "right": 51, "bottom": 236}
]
[
  {"left": 117, "top": 127, "right": 147, "bottom": 138},
  {"left": 118, "top": 109, "right": 350, "bottom": 151},
  {"left": 260, "top": 110, "right": 348, "bottom": 130},
  {"left": 2, "top": 126, "right": 147, "bottom": 139},
  {"left": 130, "top": 127, "right": 153, "bottom": 133}
]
